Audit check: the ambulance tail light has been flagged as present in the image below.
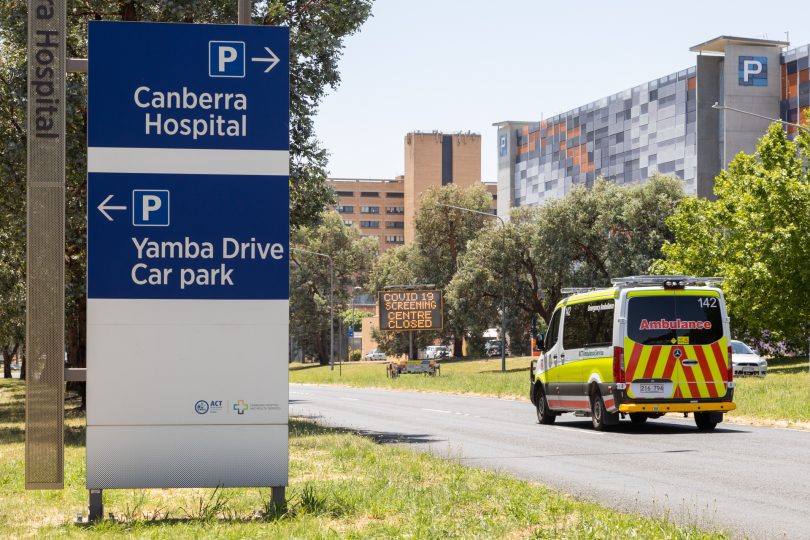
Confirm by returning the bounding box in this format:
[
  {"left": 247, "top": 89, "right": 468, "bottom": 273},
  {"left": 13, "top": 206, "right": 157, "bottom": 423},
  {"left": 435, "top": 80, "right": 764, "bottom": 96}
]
[
  {"left": 727, "top": 345, "right": 733, "bottom": 383},
  {"left": 613, "top": 346, "right": 625, "bottom": 384}
]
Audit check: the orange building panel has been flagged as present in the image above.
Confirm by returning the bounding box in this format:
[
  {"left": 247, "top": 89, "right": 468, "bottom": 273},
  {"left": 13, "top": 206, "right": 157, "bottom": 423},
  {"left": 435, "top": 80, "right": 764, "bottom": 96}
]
[
  {"left": 787, "top": 72, "right": 799, "bottom": 98},
  {"left": 687, "top": 76, "right": 696, "bottom": 91}
]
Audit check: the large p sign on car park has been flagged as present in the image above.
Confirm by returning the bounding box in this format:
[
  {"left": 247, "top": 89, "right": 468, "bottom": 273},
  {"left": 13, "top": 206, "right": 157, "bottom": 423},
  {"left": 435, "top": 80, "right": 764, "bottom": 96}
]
[{"left": 86, "top": 21, "right": 289, "bottom": 489}]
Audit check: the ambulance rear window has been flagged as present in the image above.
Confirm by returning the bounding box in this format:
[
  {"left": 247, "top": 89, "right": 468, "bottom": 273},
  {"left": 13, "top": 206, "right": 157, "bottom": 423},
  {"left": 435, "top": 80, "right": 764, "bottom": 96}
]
[{"left": 627, "top": 295, "right": 723, "bottom": 345}]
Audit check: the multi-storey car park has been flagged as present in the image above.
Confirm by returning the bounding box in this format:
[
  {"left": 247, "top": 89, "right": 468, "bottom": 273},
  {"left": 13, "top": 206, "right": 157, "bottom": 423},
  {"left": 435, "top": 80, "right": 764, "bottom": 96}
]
[{"left": 495, "top": 36, "right": 810, "bottom": 217}]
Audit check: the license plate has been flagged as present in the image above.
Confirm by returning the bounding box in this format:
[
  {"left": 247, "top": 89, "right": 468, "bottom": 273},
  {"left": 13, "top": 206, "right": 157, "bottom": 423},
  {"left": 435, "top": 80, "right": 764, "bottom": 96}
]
[{"left": 639, "top": 383, "right": 665, "bottom": 394}]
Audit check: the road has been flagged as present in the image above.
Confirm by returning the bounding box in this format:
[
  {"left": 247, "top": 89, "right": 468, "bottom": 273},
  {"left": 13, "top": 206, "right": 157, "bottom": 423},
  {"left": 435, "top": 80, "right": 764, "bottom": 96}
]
[{"left": 290, "top": 384, "right": 810, "bottom": 539}]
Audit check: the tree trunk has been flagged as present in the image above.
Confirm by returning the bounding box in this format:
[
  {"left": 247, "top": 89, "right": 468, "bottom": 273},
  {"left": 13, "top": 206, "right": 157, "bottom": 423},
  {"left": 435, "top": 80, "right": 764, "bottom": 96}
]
[
  {"left": 66, "top": 296, "right": 87, "bottom": 409},
  {"left": 453, "top": 335, "right": 463, "bottom": 358},
  {"left": 316, "top": 329, "right": 329, "bottom": 366},
  {"left": 20, "top": 350, "right": 26, "bottom": 380},
  {"left": 2, "top": 344, "right": 17, "bottom": 378}
]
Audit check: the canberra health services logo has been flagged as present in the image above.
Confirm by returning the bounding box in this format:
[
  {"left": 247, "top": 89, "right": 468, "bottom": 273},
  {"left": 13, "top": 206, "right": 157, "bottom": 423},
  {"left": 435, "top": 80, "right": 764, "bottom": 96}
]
[{"left": 739, "top": 56, "right": 768, "bottom": 86}]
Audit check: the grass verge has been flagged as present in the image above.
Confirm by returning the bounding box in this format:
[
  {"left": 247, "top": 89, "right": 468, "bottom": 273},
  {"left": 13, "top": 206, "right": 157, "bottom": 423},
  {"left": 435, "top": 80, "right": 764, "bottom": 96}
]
[
  {"left": 290, "top": 356, "right": 810, "bottom": 425},
  {"left": 0, "top": 378, "right": 727, "bottom": 538}
]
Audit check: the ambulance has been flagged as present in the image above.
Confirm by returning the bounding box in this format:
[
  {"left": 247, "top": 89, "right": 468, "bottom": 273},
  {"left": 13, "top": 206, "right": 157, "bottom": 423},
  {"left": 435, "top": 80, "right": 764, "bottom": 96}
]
[{"left": 529, "top": 276, "right": 736, "bottom": 431}]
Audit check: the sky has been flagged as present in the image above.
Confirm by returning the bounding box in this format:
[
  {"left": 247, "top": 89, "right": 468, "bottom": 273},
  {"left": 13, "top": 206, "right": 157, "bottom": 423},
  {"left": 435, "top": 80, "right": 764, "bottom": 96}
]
[{"left": 314, "top": 0, "right": 810, "bottom": 182}]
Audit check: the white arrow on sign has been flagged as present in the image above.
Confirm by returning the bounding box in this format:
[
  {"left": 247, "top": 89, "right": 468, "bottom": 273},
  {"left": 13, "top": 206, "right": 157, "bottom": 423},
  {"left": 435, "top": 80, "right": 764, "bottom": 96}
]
[
  {"left": 251, "top": 47, "right": 280, "bottom": 73},
  {"left": 98, "top": 194, "right": 127, "bottom": 221}
]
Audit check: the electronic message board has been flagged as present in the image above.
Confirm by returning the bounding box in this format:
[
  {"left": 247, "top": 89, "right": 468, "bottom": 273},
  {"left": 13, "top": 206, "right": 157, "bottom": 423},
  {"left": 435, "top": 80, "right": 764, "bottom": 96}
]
[{"left": 378, "top": 290, "right": 443, "bottom": 331}]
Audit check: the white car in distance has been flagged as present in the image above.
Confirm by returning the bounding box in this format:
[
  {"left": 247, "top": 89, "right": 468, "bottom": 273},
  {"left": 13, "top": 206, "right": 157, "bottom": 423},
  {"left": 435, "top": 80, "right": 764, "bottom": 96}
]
[
  {"left": 364, "top": 349, "right": 387, "bottom": 361},
  {"left": 730, "top": 340, "right": 767, "bottom": 377}
]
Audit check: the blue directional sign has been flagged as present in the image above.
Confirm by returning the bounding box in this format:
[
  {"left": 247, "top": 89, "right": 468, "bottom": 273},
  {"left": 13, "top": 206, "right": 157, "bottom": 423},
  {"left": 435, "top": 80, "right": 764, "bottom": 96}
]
[{"left": 87, "top": 21, "right": 289, "bottom": 300}]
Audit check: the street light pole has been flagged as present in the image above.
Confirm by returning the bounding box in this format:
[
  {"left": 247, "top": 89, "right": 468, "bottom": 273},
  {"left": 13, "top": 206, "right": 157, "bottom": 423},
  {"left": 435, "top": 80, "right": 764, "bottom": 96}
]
[
  {"left": 436, "top": 202, "right": 508, "bottom": 373},
  {"left": 712, "top": 103, "right": 810, "bottom": 374},
  {"left": 349, "top": 286, "right": 362, "bottom": 376},
  {"left": 711, "top": 102, "right": 810, "bottom": 133},
  {"left": 290, "top": 247, "right": 334, "bottom": 370}
]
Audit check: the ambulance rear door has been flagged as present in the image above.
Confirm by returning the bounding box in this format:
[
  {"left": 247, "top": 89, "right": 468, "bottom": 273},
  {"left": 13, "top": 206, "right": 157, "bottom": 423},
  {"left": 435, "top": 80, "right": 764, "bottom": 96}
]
[{"left": 623, "top": 289, "right": 730, "bottom": 401}]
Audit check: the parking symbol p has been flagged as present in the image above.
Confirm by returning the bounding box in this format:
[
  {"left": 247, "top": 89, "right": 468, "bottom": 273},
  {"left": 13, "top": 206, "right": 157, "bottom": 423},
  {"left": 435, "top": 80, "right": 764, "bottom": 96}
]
[
  {"left": 133, "top": 190, "right": 170, "bottom": 227},
  {"left": 209, "top": 41, "right": 245, "bottom": 78},
  {"left": 738, "top": 56, "right": 768, "bottom": 87}
]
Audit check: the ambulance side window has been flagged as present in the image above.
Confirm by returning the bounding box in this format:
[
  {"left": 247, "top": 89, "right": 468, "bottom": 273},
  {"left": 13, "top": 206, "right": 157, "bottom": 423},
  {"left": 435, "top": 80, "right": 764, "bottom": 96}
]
[{"left": 545, "top": 309, "right": 561, "bottom": 351}]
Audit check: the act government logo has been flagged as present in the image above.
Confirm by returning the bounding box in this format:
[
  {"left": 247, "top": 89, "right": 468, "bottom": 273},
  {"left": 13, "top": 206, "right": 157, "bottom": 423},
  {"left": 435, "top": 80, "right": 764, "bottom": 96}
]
[
  {"left": 194, "top": 400, "right": 224, "bottom": 415},
  {"left": 194, "top": 400, "right": 209, "bottom": 414}
]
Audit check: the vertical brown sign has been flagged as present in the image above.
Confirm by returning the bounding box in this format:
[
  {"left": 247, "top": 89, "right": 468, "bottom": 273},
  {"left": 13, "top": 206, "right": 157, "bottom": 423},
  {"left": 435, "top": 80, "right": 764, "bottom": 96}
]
[{"left": 25, "top": 0, "right": 66, "bottom": 489}]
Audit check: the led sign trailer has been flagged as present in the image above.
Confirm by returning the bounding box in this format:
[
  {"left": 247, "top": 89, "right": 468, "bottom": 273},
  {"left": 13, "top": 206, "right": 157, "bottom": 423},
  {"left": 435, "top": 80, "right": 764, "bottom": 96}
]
[{"left": 378, "top": 290, "right": 443, "bottom": 331}]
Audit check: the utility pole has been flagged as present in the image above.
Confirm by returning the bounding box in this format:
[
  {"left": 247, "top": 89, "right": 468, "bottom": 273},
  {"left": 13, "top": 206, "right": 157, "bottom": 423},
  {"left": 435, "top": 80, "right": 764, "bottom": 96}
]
[{"left": 436, "top": 203, "right": 508, "bottom": 373}]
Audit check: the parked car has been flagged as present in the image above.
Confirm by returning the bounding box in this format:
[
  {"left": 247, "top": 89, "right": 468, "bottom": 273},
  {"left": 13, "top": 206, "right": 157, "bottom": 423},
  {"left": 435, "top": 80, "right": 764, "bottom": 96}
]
[
  {"left": 425, "top": 345, "right": 450, "bottom": 359},
  {"left": 730, "top": 340, "right": 767, "bottom": 377},
  {"left": 364, "top": 349, "right": 387, "bottom": 361},
  {"left": 484, "top": 340, "right": 507, "bottom": 357}
]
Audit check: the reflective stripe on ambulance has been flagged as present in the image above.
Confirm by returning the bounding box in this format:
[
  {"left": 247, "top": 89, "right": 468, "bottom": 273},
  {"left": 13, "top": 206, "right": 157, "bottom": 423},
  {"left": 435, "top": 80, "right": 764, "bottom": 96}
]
[{"left": 623, "top": 336, "right": 729, "bottom": 399}]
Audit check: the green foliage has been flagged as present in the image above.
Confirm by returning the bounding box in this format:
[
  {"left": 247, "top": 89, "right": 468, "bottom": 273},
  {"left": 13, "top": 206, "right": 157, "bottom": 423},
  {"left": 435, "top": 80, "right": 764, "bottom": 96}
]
[
  {"left": 366, "top": 243, "right": 437, "bottom": 356},
  {"left": 653, "top": 123, "right": 810, "bottom": 351},
  {"left": 0, "top": 45, "right": 27, "bottom": 367},
  {"left": 449, "top": 175, "right": 685, "bottom": 332},
  {"left": 366, "top": 185, "right": 495, "bottom": 356},
  {"left": 340, "top": 308, "right": 372, "bottom": 331},
  {"left": 290, "top": 211, "right": 377, "bottom": 363},
  {"left": 348, "top": 349, "right": 362, "bottom": 362}
]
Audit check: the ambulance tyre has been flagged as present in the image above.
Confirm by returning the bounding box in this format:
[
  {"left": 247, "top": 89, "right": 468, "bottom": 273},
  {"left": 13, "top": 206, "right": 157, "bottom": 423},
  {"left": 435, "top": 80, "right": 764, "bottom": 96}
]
[
  {"left": 590, "top": 390, "right": 618, "bottom": 431},
  {"left": 535, "top": 386, "right": 556, "bottom": 425},
  {"left": 694, "top": 412, "right": 719, "bottom": 431},
  {"left": 629, "top": 413, "right": 648, "bottom": 424}
]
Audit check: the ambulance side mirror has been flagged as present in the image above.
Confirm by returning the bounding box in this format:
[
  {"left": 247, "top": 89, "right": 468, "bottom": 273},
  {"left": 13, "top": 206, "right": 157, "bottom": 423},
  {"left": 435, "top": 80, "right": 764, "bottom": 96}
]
[{"left": 536, "top": 333, "right": 544, "bottom": 350}]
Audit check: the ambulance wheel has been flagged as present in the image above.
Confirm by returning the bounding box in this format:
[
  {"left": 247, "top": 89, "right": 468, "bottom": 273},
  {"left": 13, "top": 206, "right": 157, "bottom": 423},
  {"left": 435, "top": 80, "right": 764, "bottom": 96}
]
[
  {"left": 535, "top": 387, "right": 556, "bottom": 425},
  {"left": 694, "top": 412, "right": 718, "bottom": 431},
  {"left": 590, "top": 392, "right": 618, "bottom": 431},
  {"left": 629, "top": 413, "right": 648, "bottom": 425}
]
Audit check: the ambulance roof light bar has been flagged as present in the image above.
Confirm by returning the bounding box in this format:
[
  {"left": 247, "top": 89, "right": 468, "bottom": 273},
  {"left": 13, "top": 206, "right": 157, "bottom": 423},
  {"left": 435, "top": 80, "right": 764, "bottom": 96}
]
[{"left": 611, "top": 275, "right": 724, "bottom": 289}]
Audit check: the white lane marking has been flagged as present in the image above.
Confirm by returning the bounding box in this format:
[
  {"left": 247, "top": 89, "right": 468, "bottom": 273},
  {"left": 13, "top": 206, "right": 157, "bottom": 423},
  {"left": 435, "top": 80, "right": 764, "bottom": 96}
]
[
  {"left": 553, "top": 426, "right": 606, "bottom": 435},
  {"left": 422, "top": 408, "right": 452, "bottom": 414},
  {"left": 340, "top": 397, "right": 359, "bottom": 401}
]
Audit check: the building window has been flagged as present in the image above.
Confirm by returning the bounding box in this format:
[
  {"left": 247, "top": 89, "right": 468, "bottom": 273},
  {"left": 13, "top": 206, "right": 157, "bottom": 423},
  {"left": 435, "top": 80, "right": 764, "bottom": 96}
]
[
  {"left": 360, "top": 220, "right": 379, "bottom": 228},
  {"left": 343, "top": 220, "right": 353, "bottom": 226},
  {"left": 336, "top": 205, "right": 353, "bottom": 213},
  {"left": 385, "top": 235, "right": 405, "bottom": 244},
  {"left": 386, "top": 192, "right": 404, "bottom": 198},
  {"left": 386, "top": 206, "right": 404, "bottom": 214},
  {"left": 385, "top": 221, "right": 404, "bottom": 229},
  {"left": 360, "top": 191, "right": 379, "bottom": 197},
  {"left": 336, "top": 190, "right": 353, "bottom": 197},
  {"left": 360, "top": 206, "right": 380, "bottom": 214},
  {"left": 362, "top": 234, "right": 379, "bottom": 241}
]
